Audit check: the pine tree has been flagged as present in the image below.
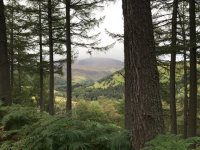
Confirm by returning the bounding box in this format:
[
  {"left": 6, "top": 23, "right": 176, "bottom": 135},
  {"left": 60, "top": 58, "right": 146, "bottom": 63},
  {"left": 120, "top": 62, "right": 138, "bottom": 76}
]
[
  {"left": 9, "top": 0, "right": 14, "bottom": 91},
  {"left": 169, "top": 0, "right": 178, "bottom": 135},
  {"left": 48, "top": 0, "right": 55, "bottom": 115},
  {"left": 65, "top": 0, "right": 72, "bottom": 112},
  {"left": 62, "top": 0, "right": 113, "bottom": 112},
  {"left": 123, "top": 0, "right": 164, "bottom": 149},
  {"left": 178, "top": 0, "right": 188, "bottom": 138},
  {"left": 188, "top": 0, "right": 197, "bottom": 138},
  {"left": 0, "top": 0, "right": 12, "bottom": 105},
  {"left": 38, "top": 0, "right": 44, "bottom": 111},
  {"left": 5, "top": 0, "right": 40, "bottom": 104}
]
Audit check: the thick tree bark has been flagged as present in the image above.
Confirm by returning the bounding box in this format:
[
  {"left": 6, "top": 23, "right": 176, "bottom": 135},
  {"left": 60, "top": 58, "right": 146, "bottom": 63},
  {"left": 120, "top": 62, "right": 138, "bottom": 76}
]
[
  {"left": 39, "top": 1, "right": 44, "bottom": 112},
  {"left": 188, "top": 0, "right": 197, "bottom": 137},
  {"left": 0, "top": 0, "right": 12, "bottom": 105},
  {"left": 48, "top": 0, "right": 54, "bottom": 115},
  {"left": 123, "top": 0, "right": 164, "bottom": 149},
  {"left": 66, "top": 0, "right": 72, "bottom": 112},
  {"left": 125, "top": 97, "right": 132, "bottom": 130},
  {"left": 169, "top": 0, "right": 178, "bottom": 134}
]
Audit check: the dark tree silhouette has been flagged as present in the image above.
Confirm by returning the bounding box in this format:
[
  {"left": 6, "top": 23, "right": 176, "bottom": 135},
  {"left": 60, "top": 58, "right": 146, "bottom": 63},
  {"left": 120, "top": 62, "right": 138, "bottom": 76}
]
[
  {"left": 0, "top": 0, "right": 12, "bottom": 105},
  {"left": 48, "top": 0, "right": 55, "bottom": 115},
  {"left": 188, "top": 0, "right": 197, "bottom": 138},
  {"left": 169, "top": 0, "right": 178, "bottom": 134}
]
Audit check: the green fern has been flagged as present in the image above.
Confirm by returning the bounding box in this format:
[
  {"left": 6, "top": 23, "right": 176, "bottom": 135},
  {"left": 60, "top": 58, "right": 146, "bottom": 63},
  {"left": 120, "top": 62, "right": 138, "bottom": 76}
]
[
  {"left": 143, "top": 134, "right": 200, "bottom": 150},
  {"left": 0, "top": 105, "right": 130, "bottom": 150}
]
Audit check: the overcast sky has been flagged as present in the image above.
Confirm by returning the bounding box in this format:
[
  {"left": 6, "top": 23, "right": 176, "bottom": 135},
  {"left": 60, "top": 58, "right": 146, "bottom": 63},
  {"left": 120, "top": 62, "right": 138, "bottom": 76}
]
[
  {"left": 8, "top": 0, "right": 124, "bottom": 61},
  {"left": 77, "top": 1, "right": 124, "bottom": 61}
]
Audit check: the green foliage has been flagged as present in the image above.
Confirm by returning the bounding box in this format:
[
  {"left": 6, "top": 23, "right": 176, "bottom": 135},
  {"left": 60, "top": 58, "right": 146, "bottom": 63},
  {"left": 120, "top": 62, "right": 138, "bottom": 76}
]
[
  {"left": 73, "top": 100, "right": 106, "bottom": 123},
  {"left": 13, "top": 119, "right": 129, "bottom": 150},
  {"left": 3, "top": 107, "right": 200, "bottom": 150},
  {"left": 0, "top": 130, "right": 20, "bottom": 145},
  {"left": 2, "top": 111, "right": 34, "bottom": 130},
  {"left": 1, "top": 106, "right": 42, "bottom": 130},
  {"left": 143, "top": 134, "right": 200, "bottom": 150},
  {"left": 0, "top": 141, "right": 13, "bottom": 150},
  {"left": 0, "top": 106, "right": 130, "bottom": 150},
  {"left": 19, "top": 118, "right": 129, "bottom": 150},
  {"left": 73, "top": 100, "right": 123, "bottom": 126},
  {"left": 73, "top": 71, "right": 124, "bottom": 100},
  {"left": 109, "top": 131, "right": 130, "bottom": 150},
  {"left": 0, "top": 100, "right": 3, "bottom": 106}
]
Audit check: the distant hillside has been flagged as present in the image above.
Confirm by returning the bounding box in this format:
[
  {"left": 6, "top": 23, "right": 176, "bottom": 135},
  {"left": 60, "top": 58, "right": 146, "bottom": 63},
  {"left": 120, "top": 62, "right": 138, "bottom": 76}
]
[
  {"left": 68, "top": 57, "right": 123, "bottom": 83},
  {"left": 72, "top": 65, "right": 170, "bottom": 100},
  {"left": 59, "top": 62, "right": 199, "bottom": 103},
  {"left": 58, "top": 63, "right": 171, "bottom": 100},
  {"left": 73, "top": 69, "right": 125, "bottom": 100},
  {"left": 76, "top": 58, "right": 123, "bottom": 67},
  {"left": 55, "top": 58, "right": 124, "bottom": 91}
]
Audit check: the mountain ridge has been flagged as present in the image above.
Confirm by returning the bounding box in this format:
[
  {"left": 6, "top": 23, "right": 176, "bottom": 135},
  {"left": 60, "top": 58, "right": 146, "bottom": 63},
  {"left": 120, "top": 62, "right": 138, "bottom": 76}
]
[
  {"left": 71, "top": 57, "right": 124, "bottom": 82},
  {"left": 56, "top": 58, "right": 124, "bottom": 91},
  {"left": 75, "top": 57, "right": 124, "bottom": 67}
]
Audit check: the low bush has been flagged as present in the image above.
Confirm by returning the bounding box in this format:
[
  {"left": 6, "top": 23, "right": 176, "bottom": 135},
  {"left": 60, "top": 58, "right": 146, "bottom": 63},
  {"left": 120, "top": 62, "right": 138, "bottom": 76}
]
[
  {"left": 12, "top": 117, "right": 130, "bottom": 150},
  {"left": 0, "top": 105, "right": 130, "bottom": 150},
  {"left": 3, "top": 106, "right": 200, "bottom": 150},
  {"left": 73, "top": 100, "right": 123, "bottom": 126},
  {"left": 143, "top": 134, "right": 200, "bottom": 150},
  {"left": 1, "top": 106, "right": 42, "bottom": 130}
]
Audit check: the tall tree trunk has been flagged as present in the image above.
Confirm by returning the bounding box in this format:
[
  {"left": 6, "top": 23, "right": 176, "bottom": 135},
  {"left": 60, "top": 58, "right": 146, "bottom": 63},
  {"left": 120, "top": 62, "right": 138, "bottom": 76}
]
[
  {"left": 125, "top": 97, "right": 132, "bottom": 130},
  {"left": 188, "top": 0, "right": 197, "bottom": 137},
  {"left": 183, "top": 34, "right": 188, "bottom": 139},
  {"left": 179, "top": 1, "right": 188, "bottom": 138},
  {"left": 17, "top": 62, "right": 21, "bottom": 93},
  {"left": 48, "top": 0, "right": 54, "bottom": 115},
  {"left": 66, "top": 0, "right": 72, "bottom": 112},
  {"left": 10, "top": 0, "right": 14, "bottom": 93},
  {"left": 123, "top": 0, "right": 164, "bottom": 149},
  {"left": 0, "top": 0, "right": 12, "bottom": 105},
  {"left": 169, "top": 0, "right": 178, "bottom": 134},
  {"left": 39, "top": 0, "right": 44, "bottom": 112}
]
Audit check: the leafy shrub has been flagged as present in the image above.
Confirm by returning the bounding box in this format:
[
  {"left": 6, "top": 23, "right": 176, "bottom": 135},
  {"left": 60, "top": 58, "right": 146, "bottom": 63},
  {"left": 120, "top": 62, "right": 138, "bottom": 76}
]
[
  {"left": 0, "top": 109, "right": 7, "bottom": 123},
  {"left": 73, "top": 100, "right": 106, "bottom": 123},
  {"left": 1, "top": 106, "right": 42, "bottom": 130},
  {"left": 2, "top": 111, "right": 32, "bottom": 130},
  {"left": 73, "top": 100, "right": 123, "bottom": 125},
  {"left": 143, "top": 134, "right": 200, "bottom": 150},
  {"left": 109, "top": 131, "right": 131, "bottom": 150},
  {"left": 0, "top": 141, "right": 13, "bottom": 150},
  {"left": 0, "top": 105, "right": 130, "bottom": 150},
  {"left": 12, "top": 117, "right": 130, "bottom": 150},
  {"left": 0, "top": 105, "right": 35, "bottom": 119}
]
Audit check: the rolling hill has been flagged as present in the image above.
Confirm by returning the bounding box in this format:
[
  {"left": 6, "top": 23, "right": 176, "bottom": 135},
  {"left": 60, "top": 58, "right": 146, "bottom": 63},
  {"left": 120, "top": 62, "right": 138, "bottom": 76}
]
[
  {"left": 73, "top": 69, "right": 125, "bottom": 100},
  {"left": 55, "top": 58, "right": 124, "bottom": 91},
  {"left": 72, "top": 62, "right": 193, "bottom": 101},
  {"left": 61, "top": 57, "right": 123, "bottom": 83}
]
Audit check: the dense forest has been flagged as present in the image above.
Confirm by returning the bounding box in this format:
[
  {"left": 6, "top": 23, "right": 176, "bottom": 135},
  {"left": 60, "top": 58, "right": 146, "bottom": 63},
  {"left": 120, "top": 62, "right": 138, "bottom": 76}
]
[{"left": 1, "top": 0, "right": 200, "bottom": 149}]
